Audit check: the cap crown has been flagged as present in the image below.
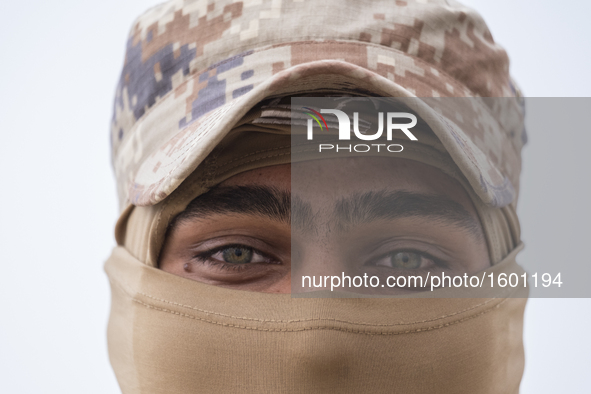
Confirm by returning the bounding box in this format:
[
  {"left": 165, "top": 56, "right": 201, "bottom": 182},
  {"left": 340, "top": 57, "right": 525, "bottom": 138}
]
[{"left": 111, "top": 0, "right": 525, "bottom": 208}]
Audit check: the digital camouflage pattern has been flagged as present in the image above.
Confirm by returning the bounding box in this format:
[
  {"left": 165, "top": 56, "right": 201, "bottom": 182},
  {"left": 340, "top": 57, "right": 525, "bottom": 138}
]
[{"left": 111, "top": 0, "right": 526, "bottom": 210}]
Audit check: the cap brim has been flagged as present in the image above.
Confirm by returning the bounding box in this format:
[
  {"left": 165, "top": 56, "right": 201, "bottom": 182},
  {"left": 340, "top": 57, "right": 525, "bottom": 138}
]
[{"left": 118, "top": 60, "right": 516, "bottom": 209}]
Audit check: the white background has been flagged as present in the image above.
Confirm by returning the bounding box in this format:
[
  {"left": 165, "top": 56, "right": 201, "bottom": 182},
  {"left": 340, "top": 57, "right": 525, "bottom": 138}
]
[{"left": 0, "top": 0, "right": 589, "bottom": 392}]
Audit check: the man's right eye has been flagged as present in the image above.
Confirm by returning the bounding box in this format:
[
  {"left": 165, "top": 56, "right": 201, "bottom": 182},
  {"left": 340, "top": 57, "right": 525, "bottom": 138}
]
[
  {"left": 218, "top": 246, "right": 254, "bottom": 264},
  {"left": 194, "top": 244, "right": 279, "bottom": 268}
]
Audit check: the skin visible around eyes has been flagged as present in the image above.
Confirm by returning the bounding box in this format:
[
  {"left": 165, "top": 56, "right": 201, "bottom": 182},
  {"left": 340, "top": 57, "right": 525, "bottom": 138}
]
[
  {"left": 158, "top": 158, "right": 490, "bottom": 294},
  {"left": 160, "top": 215, "right": 293, "bottom": 292}
]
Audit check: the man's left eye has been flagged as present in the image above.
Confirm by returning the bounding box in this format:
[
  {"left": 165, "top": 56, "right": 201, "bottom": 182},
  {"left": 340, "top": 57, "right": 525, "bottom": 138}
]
[{"left": 371, "top": 251, "right": 433, "bottom": 270}]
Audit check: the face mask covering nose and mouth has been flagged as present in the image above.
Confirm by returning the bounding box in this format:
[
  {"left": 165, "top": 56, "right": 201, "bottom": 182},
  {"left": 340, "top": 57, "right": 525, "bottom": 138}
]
[{"left": 106, "top": 245, "right": 526, "bottom": 393}]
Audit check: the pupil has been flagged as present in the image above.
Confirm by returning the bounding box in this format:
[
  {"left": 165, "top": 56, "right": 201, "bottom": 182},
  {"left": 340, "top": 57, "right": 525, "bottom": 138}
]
[
  {"left": 390, "top": 252, "right": 421, "bottom": 269},
  {"left": 222, "top": 246, "right": 253, "bottom": 264}
]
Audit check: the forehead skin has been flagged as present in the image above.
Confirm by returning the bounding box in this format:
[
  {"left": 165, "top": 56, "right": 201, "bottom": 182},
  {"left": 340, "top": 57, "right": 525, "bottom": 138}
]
[{"left": 224, "top": 157, "right": 480, "bottom": 222}]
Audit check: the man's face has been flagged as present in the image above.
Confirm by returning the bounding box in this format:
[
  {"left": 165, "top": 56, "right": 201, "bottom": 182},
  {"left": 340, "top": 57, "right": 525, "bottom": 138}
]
[{"left": 159, "top": 157, "right": 489, "bottom": 294}]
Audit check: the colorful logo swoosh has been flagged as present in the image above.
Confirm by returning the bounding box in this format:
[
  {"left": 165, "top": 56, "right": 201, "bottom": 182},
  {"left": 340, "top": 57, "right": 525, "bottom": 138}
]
[{"left": 303, "top": 107, "right": 329, "bottom": 131}]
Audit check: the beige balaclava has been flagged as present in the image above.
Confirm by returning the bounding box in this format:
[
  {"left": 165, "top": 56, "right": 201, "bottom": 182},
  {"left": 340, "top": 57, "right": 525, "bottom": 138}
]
[{"left": 106, "top": 1, "right": 528, "bottom": 393}]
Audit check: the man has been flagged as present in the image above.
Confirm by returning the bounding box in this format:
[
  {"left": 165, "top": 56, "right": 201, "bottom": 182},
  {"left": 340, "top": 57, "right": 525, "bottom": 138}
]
[{"left": 106, "top": 0, "right": 527, "bottom": 392}]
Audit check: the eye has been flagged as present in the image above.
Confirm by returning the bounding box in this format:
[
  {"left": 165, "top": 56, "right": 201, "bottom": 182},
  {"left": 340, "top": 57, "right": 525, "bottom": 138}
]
[
  {"left": 219, "top": 246, "right": 253, "bottom": 264},
  {"left": 370, "top": 251, "right": 435, "bottom": 270},
  {"left": 195, "top": 244, "right": 277, "bottom": 266}
]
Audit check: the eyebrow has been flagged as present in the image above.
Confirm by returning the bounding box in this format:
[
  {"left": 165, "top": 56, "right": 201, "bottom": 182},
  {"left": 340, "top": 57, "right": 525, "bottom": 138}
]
[
  {"left": 171, "top": 186, "right": 481, "bottom": 237},
  {"left": 331, "top": 190, "right": 481, "bottom": 236},
  {"left": 171, "top": 186, "right": 316, "bottom": 233}
]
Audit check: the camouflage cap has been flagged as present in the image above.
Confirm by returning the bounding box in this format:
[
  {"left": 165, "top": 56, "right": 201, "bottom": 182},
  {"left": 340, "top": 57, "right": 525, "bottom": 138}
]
[{"left": 111, "top": 0, "right": 526, "bottom": 210}]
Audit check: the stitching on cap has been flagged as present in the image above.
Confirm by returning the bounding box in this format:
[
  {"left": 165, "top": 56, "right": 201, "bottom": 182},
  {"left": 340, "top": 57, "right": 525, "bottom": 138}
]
[
  {"left": 210, "top": 144, "right": 292, "bottom": 170},
  {"left": 209, "top": 141, "right": 322, "bottom": 174},
  {"left": 214, "top": 151, "right": 293, "bottom": 175}
]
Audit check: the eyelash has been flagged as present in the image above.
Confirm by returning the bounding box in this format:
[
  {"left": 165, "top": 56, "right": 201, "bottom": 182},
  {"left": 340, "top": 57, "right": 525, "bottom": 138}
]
[
  {"left": 365, "top": 248, "right": 448, "bottom": 270},
  {"left": 192, "top": 244, "right": 280, "bottom": 271}
]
